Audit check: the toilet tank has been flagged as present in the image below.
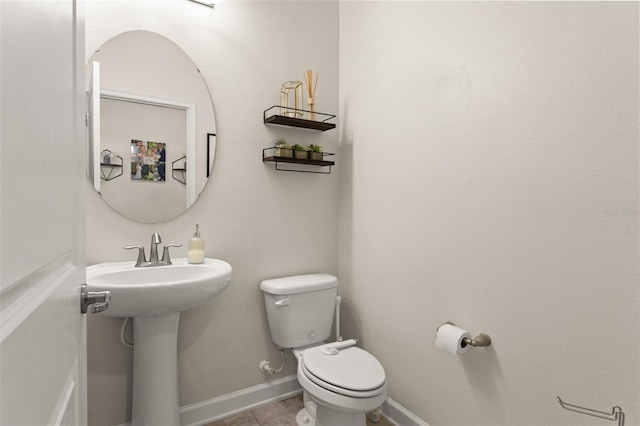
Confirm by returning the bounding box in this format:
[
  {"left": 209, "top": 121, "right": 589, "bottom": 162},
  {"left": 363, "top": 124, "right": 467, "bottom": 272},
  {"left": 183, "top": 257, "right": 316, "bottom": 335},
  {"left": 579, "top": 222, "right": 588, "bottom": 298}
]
[{"left": 260, "top": 273, "right": 338, "bottom": 349}]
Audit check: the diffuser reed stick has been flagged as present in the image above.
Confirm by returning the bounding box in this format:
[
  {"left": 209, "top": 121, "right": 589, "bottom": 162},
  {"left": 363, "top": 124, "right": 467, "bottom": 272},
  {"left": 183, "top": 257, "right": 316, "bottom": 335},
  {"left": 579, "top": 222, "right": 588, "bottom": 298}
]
[{"left": 304, "top": 69, "right": 318, "bottom": 120}]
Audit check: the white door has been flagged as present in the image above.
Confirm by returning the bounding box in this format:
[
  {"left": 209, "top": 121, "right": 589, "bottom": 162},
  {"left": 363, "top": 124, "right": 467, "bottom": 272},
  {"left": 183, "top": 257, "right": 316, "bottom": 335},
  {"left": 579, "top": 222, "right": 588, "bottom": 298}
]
[{"left": 1, "top": 1, "right": 87, "bottom": 425}]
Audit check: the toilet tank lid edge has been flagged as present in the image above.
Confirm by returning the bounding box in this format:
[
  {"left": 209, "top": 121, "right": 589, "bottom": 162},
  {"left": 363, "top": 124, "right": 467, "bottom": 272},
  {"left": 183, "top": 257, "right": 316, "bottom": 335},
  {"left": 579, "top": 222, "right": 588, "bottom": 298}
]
[{"left": 260, "top": 273, "right": 338, "bottom": 295}]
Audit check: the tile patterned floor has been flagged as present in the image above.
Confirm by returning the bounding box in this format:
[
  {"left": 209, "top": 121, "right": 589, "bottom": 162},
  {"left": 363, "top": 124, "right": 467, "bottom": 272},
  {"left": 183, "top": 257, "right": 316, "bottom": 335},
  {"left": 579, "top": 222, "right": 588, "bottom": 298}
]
[{"left": 205, "top": 394, "right": 395, "bottom": 426}]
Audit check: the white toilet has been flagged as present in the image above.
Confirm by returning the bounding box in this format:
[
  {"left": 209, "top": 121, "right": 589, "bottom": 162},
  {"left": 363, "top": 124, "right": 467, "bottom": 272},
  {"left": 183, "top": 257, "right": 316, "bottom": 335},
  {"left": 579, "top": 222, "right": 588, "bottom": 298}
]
[{"left": 260, "top": 273, "right": 386, "bottom": 426}]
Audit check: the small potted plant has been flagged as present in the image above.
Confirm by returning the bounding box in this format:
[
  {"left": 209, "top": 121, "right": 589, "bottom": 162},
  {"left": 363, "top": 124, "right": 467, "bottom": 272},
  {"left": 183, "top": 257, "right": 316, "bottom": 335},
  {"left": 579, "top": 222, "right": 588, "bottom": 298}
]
[
  {"left": 292, "top": 144, "right": 308, "bottom": 160},
  {"left": 308, "top": 144, "right": 323, "bottom": 161},
  {"left": 274, "top": 137, "right": 292, "bottom": 158}
]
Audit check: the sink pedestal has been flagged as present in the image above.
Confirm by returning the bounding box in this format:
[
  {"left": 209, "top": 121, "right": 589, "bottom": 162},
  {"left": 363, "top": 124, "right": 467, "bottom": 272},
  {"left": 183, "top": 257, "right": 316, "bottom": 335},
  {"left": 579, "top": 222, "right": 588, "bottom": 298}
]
[
  {"left": 86, "top": 258, "right": 232, "bottom": 426},
  {"left": 131, "top": 312, "right": 181, "bottom": 426}
]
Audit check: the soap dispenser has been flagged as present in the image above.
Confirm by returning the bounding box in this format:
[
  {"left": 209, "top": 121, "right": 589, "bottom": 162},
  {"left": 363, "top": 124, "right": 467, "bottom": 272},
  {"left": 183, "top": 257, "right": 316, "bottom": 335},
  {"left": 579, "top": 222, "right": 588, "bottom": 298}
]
[{"left": 188, "top": 224, "right": 204, "bottom": 264}]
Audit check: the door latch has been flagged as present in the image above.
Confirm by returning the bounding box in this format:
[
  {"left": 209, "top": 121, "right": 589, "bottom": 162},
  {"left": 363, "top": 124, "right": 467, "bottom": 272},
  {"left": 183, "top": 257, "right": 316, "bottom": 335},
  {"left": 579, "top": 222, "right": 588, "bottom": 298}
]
[{"left": 80, "top": 283, "right": 111, "bottom": 314}]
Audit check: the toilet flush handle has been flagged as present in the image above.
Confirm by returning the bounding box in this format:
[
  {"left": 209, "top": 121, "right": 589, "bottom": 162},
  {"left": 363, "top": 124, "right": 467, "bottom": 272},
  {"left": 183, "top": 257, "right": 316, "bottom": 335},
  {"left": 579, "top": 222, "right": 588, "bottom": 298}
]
[{"left": 275, "top": 298, "right": 290, "bottom": 307}]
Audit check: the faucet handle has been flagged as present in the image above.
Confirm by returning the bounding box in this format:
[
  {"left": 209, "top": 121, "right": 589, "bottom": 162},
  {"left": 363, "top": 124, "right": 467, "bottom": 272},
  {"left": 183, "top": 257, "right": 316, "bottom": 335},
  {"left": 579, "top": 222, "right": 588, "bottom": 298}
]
[
  {"left": 124, "top": 245, "right": 147, "bottom": 266},
  {"left": 161, "top": 243, "right": 182, "bottom": 264}
]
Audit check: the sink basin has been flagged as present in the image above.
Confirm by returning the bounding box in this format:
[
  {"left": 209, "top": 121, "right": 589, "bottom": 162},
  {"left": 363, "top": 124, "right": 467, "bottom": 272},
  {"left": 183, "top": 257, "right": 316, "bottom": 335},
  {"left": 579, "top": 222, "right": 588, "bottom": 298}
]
[{"left": 86, "top": 258, "right": 232, "bottom": 317}]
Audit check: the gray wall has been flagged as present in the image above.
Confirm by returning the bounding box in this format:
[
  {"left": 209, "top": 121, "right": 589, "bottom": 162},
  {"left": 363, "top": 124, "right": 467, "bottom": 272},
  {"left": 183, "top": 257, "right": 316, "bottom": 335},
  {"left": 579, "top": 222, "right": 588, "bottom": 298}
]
[
  {"left": 85, "top": 2, "right": 339, "bottom": 425},
  {"left": 339, "top": 2, "right": 639, "bottom": 425},
  {"left": 86, "top": 1, "right": 639, "bottom": 426}
]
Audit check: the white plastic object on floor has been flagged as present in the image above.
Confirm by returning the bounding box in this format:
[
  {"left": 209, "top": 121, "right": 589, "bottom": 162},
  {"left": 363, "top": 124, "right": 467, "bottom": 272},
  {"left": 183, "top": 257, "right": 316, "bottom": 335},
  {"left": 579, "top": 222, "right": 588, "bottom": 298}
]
[{"left": 321, "top": 338, "right": 357, "bottom": 355}]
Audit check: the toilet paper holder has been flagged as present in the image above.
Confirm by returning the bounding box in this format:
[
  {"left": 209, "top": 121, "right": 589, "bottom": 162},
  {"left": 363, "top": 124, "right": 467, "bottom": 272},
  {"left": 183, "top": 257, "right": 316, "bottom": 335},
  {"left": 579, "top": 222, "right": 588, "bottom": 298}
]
[
  {"left": 557, "top": 396, "right": 625, "bottom": 426},
  {"left": 438, "top": 321, "right": 492, "bottom": 348}
]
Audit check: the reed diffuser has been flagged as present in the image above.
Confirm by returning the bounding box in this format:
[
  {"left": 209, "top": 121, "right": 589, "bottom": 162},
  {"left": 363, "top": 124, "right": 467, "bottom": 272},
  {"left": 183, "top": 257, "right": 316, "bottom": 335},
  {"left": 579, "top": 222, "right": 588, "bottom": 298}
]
[{"left": 304, "top": 69, "right": 318, "bottom": 120}]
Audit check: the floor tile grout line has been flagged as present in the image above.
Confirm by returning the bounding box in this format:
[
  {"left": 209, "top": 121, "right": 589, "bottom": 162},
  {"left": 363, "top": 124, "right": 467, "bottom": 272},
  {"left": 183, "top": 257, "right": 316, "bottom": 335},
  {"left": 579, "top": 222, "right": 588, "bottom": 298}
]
[{"left": 250, "top": 410, "right": 262, "bottom": 426}]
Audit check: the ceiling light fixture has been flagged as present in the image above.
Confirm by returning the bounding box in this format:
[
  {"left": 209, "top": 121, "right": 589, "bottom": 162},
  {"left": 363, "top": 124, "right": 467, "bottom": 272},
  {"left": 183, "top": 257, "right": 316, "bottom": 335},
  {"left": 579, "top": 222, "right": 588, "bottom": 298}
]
[{"left": 188, "top": 0, "right": 216, "bottom": 8}]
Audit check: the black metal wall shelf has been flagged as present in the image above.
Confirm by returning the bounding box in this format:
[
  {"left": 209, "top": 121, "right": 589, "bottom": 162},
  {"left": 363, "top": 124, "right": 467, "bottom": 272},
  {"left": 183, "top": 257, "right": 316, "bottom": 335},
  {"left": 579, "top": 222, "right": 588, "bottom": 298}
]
[
  {"left": 262, "top": 148, "right": 335, "bottom": 174},
  {"left": 172, "top": 156, "right": 186, "bottom": 185},
  {"left": 100, "top": 163, "right": 123, "bottom": 181},
  {"left": 263, "top": 106, "right": 336, "bottom": 131},
  {"left": 100, "top": 150, "right": 123, "bottom": 181}
]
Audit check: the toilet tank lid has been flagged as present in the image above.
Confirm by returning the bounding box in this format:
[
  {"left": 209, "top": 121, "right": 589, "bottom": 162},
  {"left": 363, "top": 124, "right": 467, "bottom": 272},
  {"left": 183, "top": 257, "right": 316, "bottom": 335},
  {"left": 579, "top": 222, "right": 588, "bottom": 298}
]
[{"left": 260, "top": 273, "right": 338, "bottom": 295}]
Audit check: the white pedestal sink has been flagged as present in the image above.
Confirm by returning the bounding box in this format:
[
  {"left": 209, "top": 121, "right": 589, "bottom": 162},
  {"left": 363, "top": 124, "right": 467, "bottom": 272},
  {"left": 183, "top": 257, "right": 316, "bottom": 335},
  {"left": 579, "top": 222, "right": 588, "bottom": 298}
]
[{"left": 87, "top": 258, "right": 232, "bottom": 426}]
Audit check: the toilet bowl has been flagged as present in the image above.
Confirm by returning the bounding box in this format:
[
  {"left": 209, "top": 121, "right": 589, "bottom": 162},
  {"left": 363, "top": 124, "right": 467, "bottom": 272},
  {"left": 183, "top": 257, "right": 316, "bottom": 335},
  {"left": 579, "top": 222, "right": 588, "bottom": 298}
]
[
  {"left": 260, "top": 274, "right": 387, "bottom": 426},
  {"left": 295, "top": 343, "right": 386, "bottom": 426}
]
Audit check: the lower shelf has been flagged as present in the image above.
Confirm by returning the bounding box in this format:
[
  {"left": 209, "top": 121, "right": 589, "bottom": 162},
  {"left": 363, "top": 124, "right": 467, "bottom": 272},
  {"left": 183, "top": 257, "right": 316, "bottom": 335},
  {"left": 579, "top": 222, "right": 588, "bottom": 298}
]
[{"left": 262, "top": 148, "right": 335, "bottom": 174}]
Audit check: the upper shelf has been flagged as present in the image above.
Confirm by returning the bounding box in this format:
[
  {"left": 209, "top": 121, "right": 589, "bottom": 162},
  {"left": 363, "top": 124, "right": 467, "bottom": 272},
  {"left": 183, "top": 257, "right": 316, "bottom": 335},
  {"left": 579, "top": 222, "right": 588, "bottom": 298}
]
[{"left": 263, "top": 105, "right": 336, "bottom": 131}]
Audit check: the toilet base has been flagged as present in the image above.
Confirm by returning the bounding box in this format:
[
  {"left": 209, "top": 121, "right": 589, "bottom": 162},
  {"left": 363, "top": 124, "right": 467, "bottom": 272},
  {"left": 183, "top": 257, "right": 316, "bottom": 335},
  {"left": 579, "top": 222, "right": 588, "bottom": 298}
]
[
  {"left": 315, "top": 403, "right": 367, "bottom": 426},
  {"left": 296, "top": 408, "right": 315, "bottom": 426},
  {"left": 296, "top": 405, "right": 367, "bottom": 426}
]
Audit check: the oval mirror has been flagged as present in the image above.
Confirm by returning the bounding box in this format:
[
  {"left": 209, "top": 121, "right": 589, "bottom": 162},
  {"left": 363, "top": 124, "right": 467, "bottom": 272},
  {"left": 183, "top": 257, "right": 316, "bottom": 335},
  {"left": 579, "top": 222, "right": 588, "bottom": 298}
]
[{"left": 86, "top": 30, "right": 216, "bottom": 223}]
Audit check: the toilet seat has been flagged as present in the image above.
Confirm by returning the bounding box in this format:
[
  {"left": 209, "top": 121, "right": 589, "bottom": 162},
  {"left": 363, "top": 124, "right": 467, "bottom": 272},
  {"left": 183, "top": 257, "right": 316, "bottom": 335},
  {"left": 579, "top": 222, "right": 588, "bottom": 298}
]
[{"left": 300, "top": 346, "right": 386, "bottom": 398}]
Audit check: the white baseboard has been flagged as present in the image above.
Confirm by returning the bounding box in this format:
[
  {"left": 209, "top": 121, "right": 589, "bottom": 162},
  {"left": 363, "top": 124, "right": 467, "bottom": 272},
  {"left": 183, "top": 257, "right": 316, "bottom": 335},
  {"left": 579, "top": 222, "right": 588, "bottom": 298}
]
[
  {"left": 381, "top": 397, "right": 430, "bottom": 426},
  {"left": 116, "top": 375, "right": 429, "bottom": 426},
  {"left": 180, "top": 375, "right": 302, "bottom": 426}
]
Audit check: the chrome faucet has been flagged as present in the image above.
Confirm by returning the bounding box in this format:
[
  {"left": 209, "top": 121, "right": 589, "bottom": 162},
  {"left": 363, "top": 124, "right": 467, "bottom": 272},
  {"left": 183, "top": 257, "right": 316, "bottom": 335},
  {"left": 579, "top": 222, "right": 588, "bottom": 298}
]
[
  {"left": 149, "top": 233, "right": 162, "bottom": 264},
  {"left": 124, "top": 233, "right": 182, "bottom": 267}
]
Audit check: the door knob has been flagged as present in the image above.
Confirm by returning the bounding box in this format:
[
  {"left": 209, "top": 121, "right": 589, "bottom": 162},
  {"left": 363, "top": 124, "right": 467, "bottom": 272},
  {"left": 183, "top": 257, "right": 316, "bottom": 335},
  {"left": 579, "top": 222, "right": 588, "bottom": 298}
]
[{"left": 80, "top": 283, "right": 111, "bottom": 314}]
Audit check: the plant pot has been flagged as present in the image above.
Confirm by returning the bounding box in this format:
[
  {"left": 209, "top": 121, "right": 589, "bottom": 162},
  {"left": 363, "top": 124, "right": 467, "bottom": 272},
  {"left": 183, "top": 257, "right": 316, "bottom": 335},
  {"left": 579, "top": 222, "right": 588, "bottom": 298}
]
[
  {"left": 309, "top": 152, "right": 323, "bottom": 161},
  {"left": 274, "top": 148, "right": 293, "bottom": 158},
  {"left": 294, "top": 150, "right": 308, "bottom": 160}
]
